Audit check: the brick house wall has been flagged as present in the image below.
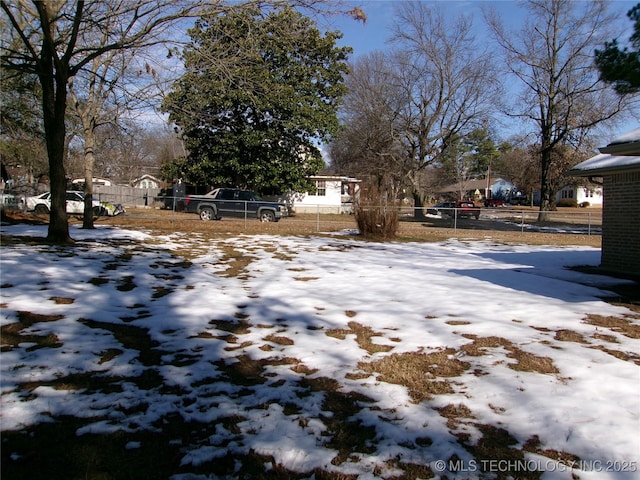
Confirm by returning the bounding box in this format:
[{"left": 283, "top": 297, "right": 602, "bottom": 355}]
[
  {"left": 568, "top": 129, "right": 640, "bottom": 276},
  {"left": 601, "top": 172, "right": 640, "bottom": 274}
]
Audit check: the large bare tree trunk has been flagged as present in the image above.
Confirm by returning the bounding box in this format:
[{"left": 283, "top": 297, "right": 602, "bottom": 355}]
[
  {"left": 82, "top": 127, "right": 96, "bottom": 229},
  {"left": 537, "top": 138, "right": 553, "bottom": 222},
  {"left": 39, "top": 22, "right": 72, "bottom": 244},
  {"left": 412, "top": 192, "right": 426, "bottom": 220}
]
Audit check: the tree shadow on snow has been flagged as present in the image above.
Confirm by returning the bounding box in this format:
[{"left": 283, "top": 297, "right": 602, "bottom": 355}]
[{"left": 451, "top": 249, "right": 638, "bottom": 304}]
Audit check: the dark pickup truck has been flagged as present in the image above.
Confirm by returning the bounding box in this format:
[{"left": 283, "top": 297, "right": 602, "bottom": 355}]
[
  {"left": 184, "top": 188, "right": 288, "bottom": 222},
  {"left": 154, "top": 185, "right": 210, "bottom": 211}
]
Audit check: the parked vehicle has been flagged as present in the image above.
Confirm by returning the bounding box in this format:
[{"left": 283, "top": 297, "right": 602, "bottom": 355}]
[
  {"left": 508, "top": 193, "right": 528, "bottom": 206},
  {"left": 184, "top": 188, "right": 288, "bottom": 222},
  {"left": 0, "top": 193, "right": 22, "bottom": 211},
  {"left": 154, "top": 185, "right": 210, "bottom": 211},
  {"left": 427, "top": 200, "right": 480, "bottom": 219},
  {"left": 455, "top": 200, "right": 481, "bottom": 219},
  {"left": 484, "top": 198, "right": 505, "bottom": 207},
  {"left": 427, "top": 201, "right": 456, "bottom": 216},
  {"left": 25, "top": 191, "right": 124, "bottom": 216},
  {"left": 153, "top": 188, "right": 176, "bottom": 210}
]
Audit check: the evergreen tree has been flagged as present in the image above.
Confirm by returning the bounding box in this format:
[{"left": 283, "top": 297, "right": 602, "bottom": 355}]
[
  {"left": 595, "top": 3, "right": 640, "bottom": 95},
  {"left": 162, "top": 7, "right": 351, "bottom": 194}
]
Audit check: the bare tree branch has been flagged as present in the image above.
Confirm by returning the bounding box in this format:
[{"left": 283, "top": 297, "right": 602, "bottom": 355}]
[{"left": 484, "top": 0, "right": 638, "bottom": 217}]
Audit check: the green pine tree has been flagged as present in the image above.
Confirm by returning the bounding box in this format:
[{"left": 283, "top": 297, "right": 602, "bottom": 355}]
[{"left": 595, "top": 3, "right": 640, "bottom": 95}]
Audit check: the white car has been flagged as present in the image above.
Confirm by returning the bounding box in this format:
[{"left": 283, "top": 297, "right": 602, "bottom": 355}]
[{"left": 25, "top": 191, "right": 124, "bottom": 216}]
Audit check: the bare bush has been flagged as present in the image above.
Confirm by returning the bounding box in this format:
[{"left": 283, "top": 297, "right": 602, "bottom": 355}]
[{"left": 354, "top": 184, "right": 399, "bottom": 239}]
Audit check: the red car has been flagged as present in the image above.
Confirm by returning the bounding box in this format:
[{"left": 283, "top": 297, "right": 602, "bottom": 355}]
[
  {"left": 484, "top": 198, "right": 505, "bottom": 207},
  {"left": 455, "top": 200, "right": 480, "bottom": 219}
]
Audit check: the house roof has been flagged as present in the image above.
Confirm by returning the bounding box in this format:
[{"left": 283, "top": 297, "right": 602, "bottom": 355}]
[
  {"left": 310, "top": 175, "right": 361, "bottom": 182},
  {"left": 598, "top": 128, "right": 640, "bottom": 155},
  {"left": 568, "top": 128, "right": 640, "bottom": 176},
  {"left": 71, "top": 177, "right": 113, "bottom": 186},
  {"left": 437, "top": 177, "right": 512, "bottom": 193},
  {"left": 567, "top": 153, "right": 640, "bottom": 176},
  {"left": 133, "top": 174, "right": 162, "bottom": 184}
]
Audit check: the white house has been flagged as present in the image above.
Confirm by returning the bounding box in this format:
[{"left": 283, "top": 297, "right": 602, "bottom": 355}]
[
  {"left": 556, "top": 184, "right": 603, "bottom": 206},
  {"left": 132, "top": 174, "right": 162, "bottom": 189},
  {"left": 288, "top": 175, "right": 361, "bottom": 214}
]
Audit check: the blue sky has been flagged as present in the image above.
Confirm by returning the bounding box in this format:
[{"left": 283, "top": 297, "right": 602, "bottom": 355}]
[
  {"left": 320, "top": 0, "right": 639, "bottom": 141},
  {"left": 327, "top": 0, "right": 637, "bottom": 59}
]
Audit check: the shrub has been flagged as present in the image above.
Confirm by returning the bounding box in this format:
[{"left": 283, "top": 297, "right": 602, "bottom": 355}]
[
  {"left": 557, "top": 199, "right": 578, "bottom": 208},
  {"left": 579, "top": 201, "right": 590, "bottom": 208},
  {"left": 354, "top": 184, "right": 399, "bottom": 239}
]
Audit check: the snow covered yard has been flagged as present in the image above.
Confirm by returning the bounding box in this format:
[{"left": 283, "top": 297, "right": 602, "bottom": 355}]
[{"left": 1, "top": 223, "right": 638, "bottom": 480}]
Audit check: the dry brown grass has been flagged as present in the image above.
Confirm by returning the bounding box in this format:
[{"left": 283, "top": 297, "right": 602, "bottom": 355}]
[
  {"left": 212, "top": 243, "right": 257, "bottom": 278},
  {"left": 590, "top": 345, "right": 640, "bottom": 365},
  {"left": 49, "top": 296, "right": 75, "bottom": 304},
  {"left": 523, "top": 435, "right": 581, "bottom": 466},
  {"left": 298, "top": 377, "right": 377, "bottom": 465},
  {"left": 263, "top": 333, "right": 295, "bottom": 346},
  {"left": 0, "top": 311, "right": 65, "bottom": 351},
  {"left": 357, "top": 348, "right": 470, "bottom": 402},
  {"left": 461, "top": 335, "right": 559, "bottom": 374},
  {"left": 326, "top": 321, "right": 395, "bottom": 355},
  {"left": 584, "top": 313, "right": 640, "bottom": 338},
  {"left": 554, "top": 329, "right": 588, "bottom": 343}
]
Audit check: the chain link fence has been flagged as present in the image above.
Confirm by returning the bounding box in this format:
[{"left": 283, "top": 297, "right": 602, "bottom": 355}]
[
  {"left": 1, "top": 186, "right": 602, "bottom": 237},
  {"left": 1, "top": 186, "right": 162, "bottom": 211},
  {"left": 112, "top": 200, "right": 602, "bottom": 237}
]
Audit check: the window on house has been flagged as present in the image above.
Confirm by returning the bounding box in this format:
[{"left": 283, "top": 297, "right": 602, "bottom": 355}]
[{"left": 313, "top": 180, "right": 326, "bottom": 196}]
